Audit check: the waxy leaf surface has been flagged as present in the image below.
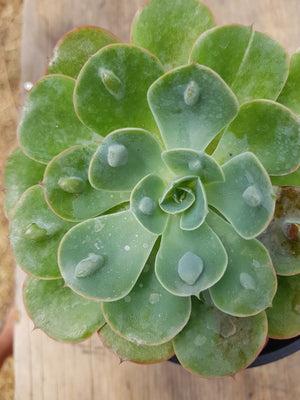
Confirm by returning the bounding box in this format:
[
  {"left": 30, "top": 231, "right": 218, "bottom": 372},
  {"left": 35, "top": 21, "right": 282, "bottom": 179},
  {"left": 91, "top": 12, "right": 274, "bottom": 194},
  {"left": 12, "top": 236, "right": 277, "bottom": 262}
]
[
  {"left": 102, "top": 246, "right": 191, "bottom": 345},
  {"left": 148, "top": 64, "right": 239, "bottom": 151},
  {"left": 44, "top": 145, "right": 129, "bottom": 221},
  {"left": 207, "top": 211, "right": 277, "bottom": 316},
  {"left": 131, "top": 0, "right": 215, "bottom": 70},
  {"left": 18, "top": 75, "right": 95, "bottom": 164},
  {"left": 74, "top": 44, "right": 164, "bottom": 139},
  {"left": 58, "top": 210, "right": 157, "bottom": 301},
  {"left": 191, "top": 25, "right": 288, "bottom": 103},
  {"left": 47, "top": 26, "right": 120, "bottom": 78},
  {"left": 4, "top": 148, "right": 45, "bottom": 217},
  {"left": 10, "top": 185, "right": 75, "bottom": 278},
  {"left": 173, "top": 298, "right": 268, "bottom": 377},
  {"left": 24, "top": 277, "right": 104, "bottom": 342},
  {"left": 213, "top": 100, "right": 300, "bottom": 176}
]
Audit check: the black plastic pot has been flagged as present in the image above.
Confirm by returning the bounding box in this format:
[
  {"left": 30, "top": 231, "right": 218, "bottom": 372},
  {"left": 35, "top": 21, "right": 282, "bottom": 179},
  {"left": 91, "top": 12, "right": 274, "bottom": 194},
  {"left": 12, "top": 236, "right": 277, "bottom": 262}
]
[{"left": 169, "top": 335, "right": 300, "bottom": 368}]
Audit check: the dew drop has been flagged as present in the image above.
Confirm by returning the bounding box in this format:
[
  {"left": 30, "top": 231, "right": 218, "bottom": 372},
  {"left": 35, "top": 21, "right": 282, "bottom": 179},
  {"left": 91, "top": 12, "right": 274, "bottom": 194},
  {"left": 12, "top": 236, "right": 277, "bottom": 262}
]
[
  {"left": 239, "top": 272, "right": 257, "bottom": 290},
  {"left": 124, "top": 245, "right": 130, "bottom": 251},
  {"left": 142, "top": 243, "right": 149, "bottom": 249},
  {"left": 124, "top": 295, "right": 131, "bottom": 303},
  {"left": 143, "top": 263, "right": 150, "bottom": 273},
  {"left": 219, "top": 318, "right": 237, "bottom": 339},
  {"left": 58, "top": 176, "right": 85, "bottom": 194},
  {"left": 99, "top": 68, "right": 124, "bottom": 99},
  {"left": 194, "top": 334, "right": 207, "bottom": 346},
  {"left": 184, "top": 80, "right": 200, "bottom": 106},
  {"left": 107, "top": 144, "right": 128, "bottom": 167},
  {"left": 22, "top": 222, "right": 48, "bottom": 241},
  {"left": 178, "top": 252, "right": 204, "bottom": 285},
  {"left": 138, "top": 196, "right": 156, "bottom": 215},
  {"left": 24, "top": 81, "right": 33, "bottom": 91},
  {"left": 94, "top": 220, "right": 104, "bottom": 232},
  {"left": 252, "top": 259, "right": 261, "bottom": 268},
  {"left": 149, "top": 293, "right": 160, "bottom": 304},
  {"left": 242, "top": 185, "right": 261, "bottom": 207},
  {"left": 75, "top": 253, "right": 104, "bottom": 278}
]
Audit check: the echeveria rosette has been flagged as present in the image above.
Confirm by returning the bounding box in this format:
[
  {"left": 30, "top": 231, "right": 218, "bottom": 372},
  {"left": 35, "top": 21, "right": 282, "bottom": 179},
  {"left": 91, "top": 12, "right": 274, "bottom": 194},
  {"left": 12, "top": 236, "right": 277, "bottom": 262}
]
[{"left": 4, "top": 0, "right": 300, "bottom": 378}]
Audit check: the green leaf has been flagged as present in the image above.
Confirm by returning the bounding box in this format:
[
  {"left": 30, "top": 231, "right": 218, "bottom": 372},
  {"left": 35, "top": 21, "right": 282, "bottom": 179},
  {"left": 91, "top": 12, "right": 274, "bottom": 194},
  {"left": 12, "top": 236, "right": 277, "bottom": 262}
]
[
  {"left": 102, "top": 245, "right": 191, "bottom": 345},
  {"left": 130, "top": 174, "right": 168, "bottom": 234},
  {"left": 47, "top": 26, "right": 120, "bottom": 79},
  {"left": 278, "top": 49, "right": 300, "bottom": 116},
  {"left": 9, "top": 185, "right": 75, "bottom": 279},
  {"left": 162, "top": 149, "right": 224, "bottom": 184},
  {"left": 44, "top": 145, "right": 129, "bottom": 221},
  {"left": 58, "top": 210, "right": 158, "bottom": 301},
  {"left": 173, "top": 297, "right": 268, "bottom": 377},
  {"left": 267, "top": 274, "right": 300, "bottom": 339},
  {"left": 213, "top": 100, "right": 300, "bottom": 176},
  {"left": 206, "top": 152, "right": 275, "bottom": 239},
  {"left": 271, "top": 167, "right": 300, "bottom": 186},
  {"left": 258, "top": 187, "right": 300, "bottom": 275},
  {"left": 191, "top": 25, "right": 288, "bottom": 103},
  {"left": 159, "top": 176, "right": 196, "bottom": 215},
  {"left": 18, "top": 75, "right": 96, "bottom": 164},
  {"left": 74, "top": 44, "right": 164, "bottom": 140},
  {"left": 4, "top": 148, "right": 45, "bottom": 217},
  {"left": 148, "top": 63, "right": 239, "bottom": 151},
  {"left": 89, "top": 128, "right": 164, "bottom": 191},
  {"left": 155, "top": 215, "right": 227, "bottom": 296},
  {"left": 99, "top": 324, "right": 174, "bottom": 364},
  {"left": 131, "top": 0, "right": 215, "bottom": 70},
  {"left": 24, "top": 277, "right": 104, "bottom": 342},
  {"left": 207, "top": 211, "right": 277, "bottom": 316}
]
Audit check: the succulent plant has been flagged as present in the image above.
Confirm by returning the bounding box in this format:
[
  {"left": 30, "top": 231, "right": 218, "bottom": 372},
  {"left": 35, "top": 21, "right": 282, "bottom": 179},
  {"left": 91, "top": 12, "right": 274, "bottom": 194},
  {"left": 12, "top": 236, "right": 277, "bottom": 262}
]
[{"left": 4, "top": 0, "right": 300, "bottom": 377}]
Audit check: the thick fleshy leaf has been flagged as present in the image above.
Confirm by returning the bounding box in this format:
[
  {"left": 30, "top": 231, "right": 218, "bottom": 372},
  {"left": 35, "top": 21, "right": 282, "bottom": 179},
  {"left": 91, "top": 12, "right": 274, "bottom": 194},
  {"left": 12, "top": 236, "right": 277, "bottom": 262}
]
[
  {"left": 9, "top": 185, "right": 75, "bottom": 278},
  {"left": 58, "top": 210, "right": 157, "bottom": 301},
  {"left": 47, "top": 26, "right": 120, "bottom": 79},
  {"left": 207, "top": 211, "right": 277, "bottom": 316},
  {"left": 206, "top": 153, "right": 275, "bottom": 239},
  {"left": 258, "top": 187, "right": 300, "bottom": 275},
  {"left": 131, "top": 0, "right": 215, "bottom": 70},
  {"left": 173, "top": 297, "right": 268, "bottom": 377},
  {"left": 89, "top": 128, "right": 164, "bottom": 191},
  {"left": 159, "top": 176, "right": 196, "bottom": 215},
  {"left": 148, "top": 63, "right": 239, "bottom": 151},
  {"left": 130, "top": 174, "right": 168, "bottom": 234},
  {"left": 162, "top": 149, "right": 224, "bottom": 184},
  {"left": 4, "top": 148, "right": 45, "bottom": 217},
  {"left": 44, "top": 145, "right": 129, "bottom": 221},
  {"left": 99, "top": 324, "right": 174, "bottom": 364},
  {"left": 271, "top": 168, "right": 300, "bottom": 186},
  {"left": 278, "top": 49, "right": 300, "bottom": 116},
  {"left": 102, "top": 246, "right": 191, "bottom": 345},
  {"left": 155, "top": 215, "right": 227, "bottom": 296},
  {"left": 180, "top": 178, "right": 208, "bottom": 230},
  {"left": 18, "top": 75, "right": 96, "bottom": 164},
  {"left": 191, "top": 25, "right": 288, "bottom": 104},
  {"left": 24, "top": 277, "right": 104, "bottom": 342},
  {"left": 267, "top": 274, "right": 300, "bottom": 339},
  {"left": 213, "top": 100, "right": 300, "bottom": 176},
  {"left": 74, "top": 44, "right": 164, "bottom": 139}
]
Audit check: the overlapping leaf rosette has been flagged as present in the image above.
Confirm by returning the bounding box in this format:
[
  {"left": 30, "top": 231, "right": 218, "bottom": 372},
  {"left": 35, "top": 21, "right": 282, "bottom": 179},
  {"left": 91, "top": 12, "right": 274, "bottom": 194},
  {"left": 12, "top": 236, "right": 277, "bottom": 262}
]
[{"left": 4, "top": 0, "right": 300, "bottom": 377}]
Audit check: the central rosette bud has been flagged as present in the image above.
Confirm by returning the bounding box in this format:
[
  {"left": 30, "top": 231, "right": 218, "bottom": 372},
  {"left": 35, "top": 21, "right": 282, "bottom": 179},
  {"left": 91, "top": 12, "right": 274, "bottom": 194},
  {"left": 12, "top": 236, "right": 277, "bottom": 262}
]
[{"left": 159, "top": 176, "right": 197, "bottom": 215}]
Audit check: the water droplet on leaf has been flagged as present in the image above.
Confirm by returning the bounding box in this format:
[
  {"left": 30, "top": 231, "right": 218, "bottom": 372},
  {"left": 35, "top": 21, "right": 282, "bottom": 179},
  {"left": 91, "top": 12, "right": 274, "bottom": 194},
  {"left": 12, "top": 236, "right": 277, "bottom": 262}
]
[
  {"left": 58, "top": 176, "right": 85, "bottom": 194},
  {"left": 124, "top": 295, "right": 131, "bottom": 303},
  {"left": 242, "top": 185, "right": 262, "bottom": 207},
  {"left": 184, "top": 80, "right": 200, "bottom": 106},
  {"left": 99, "top": 68, "right": 124, "bottom": 99},
  {"left": 194, "top": 335, "right": 207, "bottom": 346},
  {"left": 124, "top": 245, "right": 130, "bottom": 251},
  {"left": 188, "top": 158, "right": 202, "bottom": 172},
  {"left": 138, "top": 196, "right": 156, "bottom": 215},
  {"left": 75, "top": 253, "right": 104, "bottom": 278},
  {"left": 107, "top": 144, "right": 128, "bottom": 167},
  {"left": 22, "top": 222, "right": 48, "bottom": 241},
  {"left": 178, "top": 252, "right": 204, "bottom": 285},
  {"left": 219, "top": 318, "right": 237, "bottom": 338},
  {"left": 149, "top": 293, "right": 160, "bottom": 304}
]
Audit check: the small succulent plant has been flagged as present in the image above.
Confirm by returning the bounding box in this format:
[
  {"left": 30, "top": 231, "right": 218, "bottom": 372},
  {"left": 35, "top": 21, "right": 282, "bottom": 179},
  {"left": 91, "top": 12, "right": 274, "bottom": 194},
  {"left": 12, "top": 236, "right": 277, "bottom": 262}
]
[{"left": 4, "top": 0, "right": 300, "bottom": 377}]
